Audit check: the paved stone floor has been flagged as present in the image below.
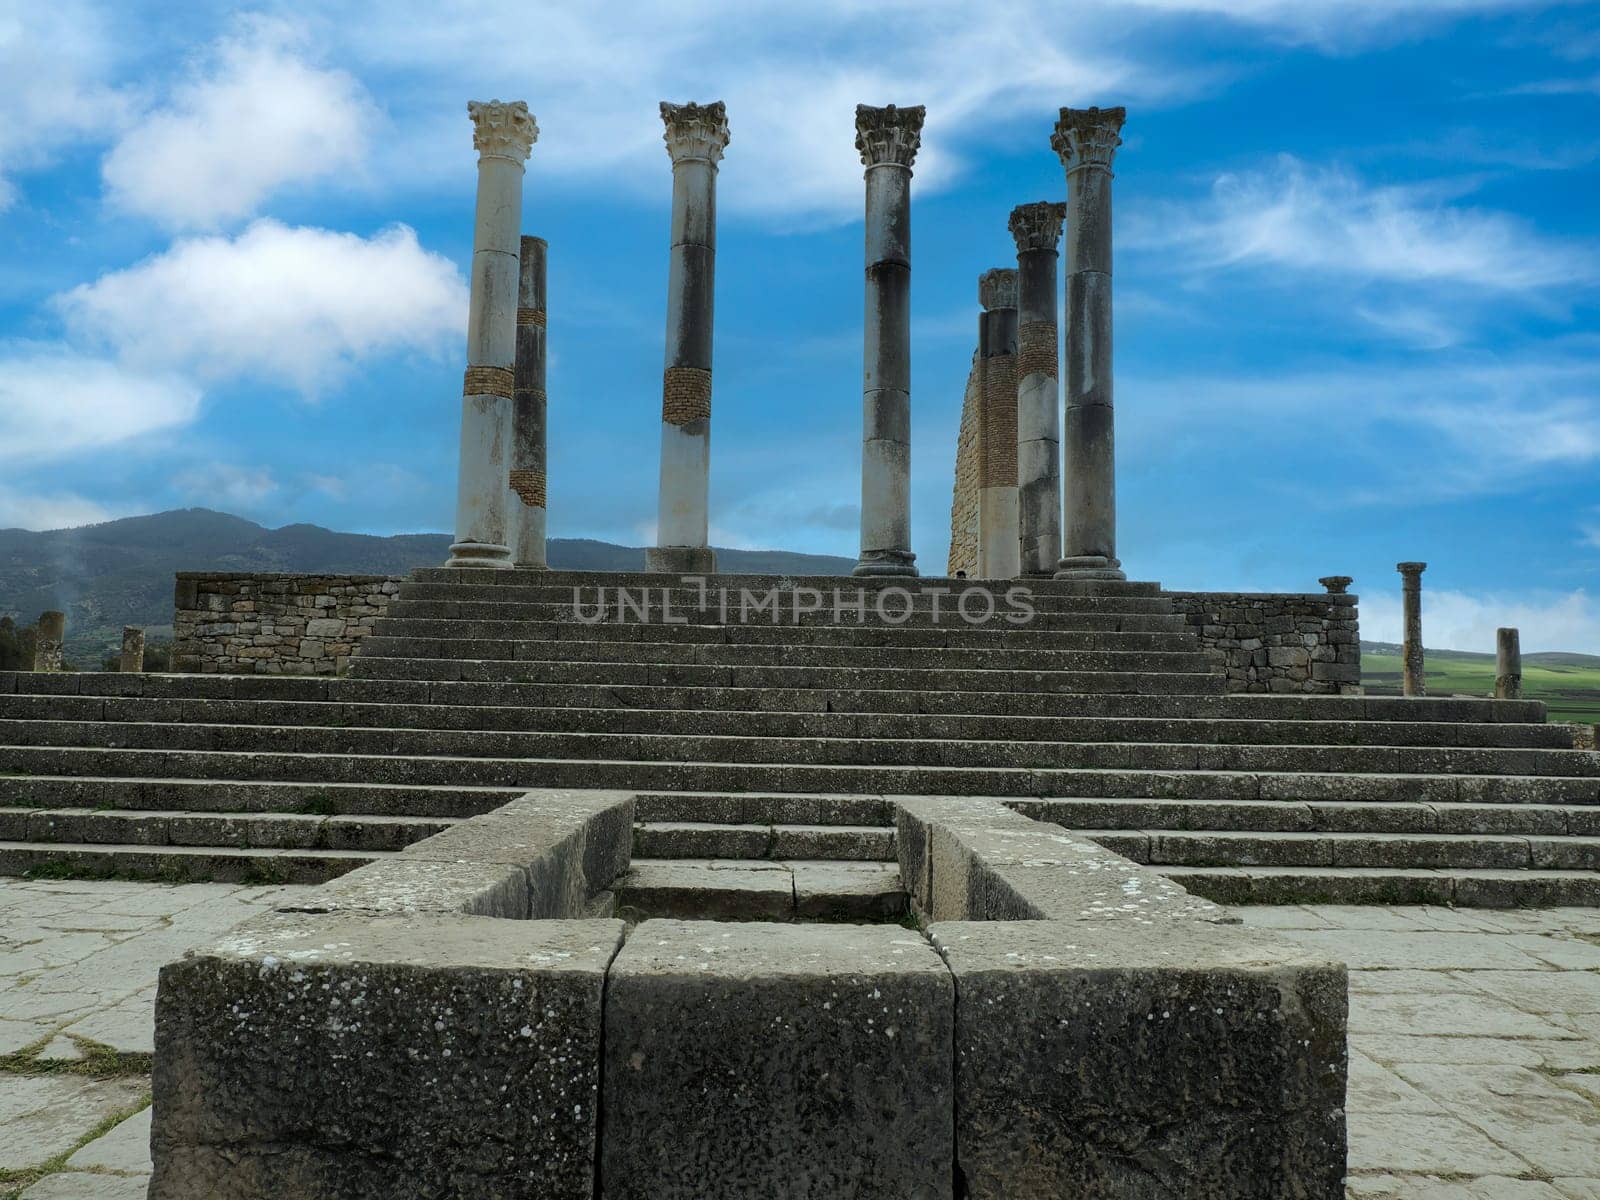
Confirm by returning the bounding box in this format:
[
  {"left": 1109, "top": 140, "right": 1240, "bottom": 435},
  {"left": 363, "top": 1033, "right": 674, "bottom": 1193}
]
[{"left": 1, "top": 884, "right": 1596, "bottom": 1198}]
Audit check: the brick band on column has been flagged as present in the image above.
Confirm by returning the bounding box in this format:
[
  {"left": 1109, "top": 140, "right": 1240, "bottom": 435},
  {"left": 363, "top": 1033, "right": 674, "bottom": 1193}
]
[
  {"left": 1016, "top": 322, "right": 1058, "bottom": 381},
  {"left": 661, "top": 366, "right": 712, "bottom": 426},
  {"left": 982, "top": 355, "right": 1017, "bottom": 486},
  {"left": 464, "top": 366, "right": 515, "bottom": 398},
  {"left": 517, "top": 307, "right": 547, "bottom": 327},
  {"left": 509, "top": 469, "right": 547, "bottom": 508}
]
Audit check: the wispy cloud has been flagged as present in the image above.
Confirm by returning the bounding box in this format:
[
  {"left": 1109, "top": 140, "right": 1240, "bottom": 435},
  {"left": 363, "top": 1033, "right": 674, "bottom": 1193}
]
[
  {"left": 0, "top": 484, "right": 119, "bottom": 533},
  {"left": 56, "top": 219, "right": 466, "bottom": 393},
  {"left": 1361, "top": 588, "right": 1600, "bottom": 654},
  {"left": 174, "top": 464, "right": 280, "bottom": 509},
  {"left": 1504, "top": 74, "right": 1600, "bottom": 96},
  {"left": 102, "top": 19, "right": 378, "bottom": 229},
  {"left": 1127, "top": 155, "right": 1598, "bottom": 292}
]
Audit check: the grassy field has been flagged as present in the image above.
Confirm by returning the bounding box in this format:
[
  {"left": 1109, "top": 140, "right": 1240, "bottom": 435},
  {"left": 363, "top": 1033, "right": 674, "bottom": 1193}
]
[{"left": 1362, "top": 645, "right": 1600, "bottom": 725}]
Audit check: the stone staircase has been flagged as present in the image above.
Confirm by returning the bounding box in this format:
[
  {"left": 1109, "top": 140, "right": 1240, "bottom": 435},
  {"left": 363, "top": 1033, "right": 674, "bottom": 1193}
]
[{"left": 0, "top": 568, "right": 1596, "bottom": 904}]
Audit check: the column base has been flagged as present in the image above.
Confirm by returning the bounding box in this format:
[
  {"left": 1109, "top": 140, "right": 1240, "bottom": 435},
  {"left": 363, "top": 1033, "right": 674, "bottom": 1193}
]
[
  {"left": 853, "top": 550, "right": 919, "bottom": 578},
  {"left": 646, "top": 545, "right": 717, "bottom": 574},
  {"left": 446, "top": 541, "right": 513, "bottom": 569},
  {"left": 1053, "top": 554, "right": 1126, "bottom": 581}
]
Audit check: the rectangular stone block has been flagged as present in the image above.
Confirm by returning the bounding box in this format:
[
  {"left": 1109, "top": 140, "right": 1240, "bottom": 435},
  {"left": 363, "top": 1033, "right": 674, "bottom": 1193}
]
[
  {"left": 601, "top": 920, "right": 954, "bottom": 1199},
  {"left": 930, "top": 920, "right": 1347, "bottom": 1199},
  {"left": 150, "top": 912, "right": 624, "bottom": 1199}
]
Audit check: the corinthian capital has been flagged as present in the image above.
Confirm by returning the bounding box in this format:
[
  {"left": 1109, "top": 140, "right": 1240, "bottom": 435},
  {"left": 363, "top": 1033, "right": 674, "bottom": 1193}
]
[
  {"left": 1008, "top": 201, "right": 1067, "bottom": 253},
  {"left": 468, "top": 100, "right": 538, "bottom": 161},
  {"left": 855, "top": 104, "right": 926, "bottom": 170},
  {"left": 661, "top": 100, "right": 730, "bottom": 165},
  {"left": 979, "top": 267, "right": 1017, "bottom": 311},
  {"left": 1051, "top": 106, "right": 1125, "bottom": 172}
]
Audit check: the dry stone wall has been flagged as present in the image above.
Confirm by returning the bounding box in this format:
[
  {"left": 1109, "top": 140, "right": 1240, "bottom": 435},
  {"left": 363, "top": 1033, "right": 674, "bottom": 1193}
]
[
  {"left": 947, "top": 355, "right": 980, "bottom": 576},
  {"left": 172, "top": 573, "right": 400, "bottom": 676},
  {"left": 1165, "top": 590, "right": 1361, "bottom": 695}
]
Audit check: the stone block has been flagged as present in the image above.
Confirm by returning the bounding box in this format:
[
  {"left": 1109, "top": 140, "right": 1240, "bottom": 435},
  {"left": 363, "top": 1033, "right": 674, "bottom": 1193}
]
[
  {"left": 150, "top": 912, "right": 623, "bottom": 1200},
  {"left": 305, "top": 617, "right": 346, "bottom": 638},
  {"left": 929, "top": 920, "right": 1347, "bottom": 1199},
  {"left": 601, "top": 920, "right": 954, "bottom": 1199}
]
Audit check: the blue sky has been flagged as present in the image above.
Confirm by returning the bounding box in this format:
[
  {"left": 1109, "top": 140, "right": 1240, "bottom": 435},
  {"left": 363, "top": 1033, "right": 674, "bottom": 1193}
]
[{"left": 2, "top": 0, "right": 1598, "bottom": 650}]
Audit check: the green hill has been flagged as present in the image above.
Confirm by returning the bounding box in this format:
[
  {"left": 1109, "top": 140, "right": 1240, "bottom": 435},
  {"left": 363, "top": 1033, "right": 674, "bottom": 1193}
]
[
  {"left": 0, "top": 509, "right": 856, "bottom": 666},
  {"left": 1361, "top": 642, "right": 1600, "bottom": 725}
]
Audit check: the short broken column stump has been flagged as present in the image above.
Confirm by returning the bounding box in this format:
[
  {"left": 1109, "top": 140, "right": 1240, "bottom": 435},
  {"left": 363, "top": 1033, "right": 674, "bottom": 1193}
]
[{"left": 601, "top": 919, "right": 955, "bottom": 1199}]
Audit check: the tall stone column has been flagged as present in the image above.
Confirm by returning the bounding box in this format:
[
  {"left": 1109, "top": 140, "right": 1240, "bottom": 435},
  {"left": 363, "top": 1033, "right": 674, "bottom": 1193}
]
[
  {"left": 647, "top": 101, "right": 729, "bottom": 575},
  {"left": 1009, "top": 201, "right": 1066, "bottom": 577},
  {"left": 1398, "top": 561, "right": 1427, "bottom": 697},
  {"left": 447, "top": 100, "right": 538, "bottom": 569},
  {"left": 976, "top": 268, "right": 1019, "bottom": 579},
  {"left": 510, "top": 235, "right": 549, "bottom": 570},
  {"left": 120, "top": 626, "right": 146, "bottom": 673},
  {"left": 1053, "top": 106, "right": 1126, "bottom": 581},
  {"left": 1496, "top": 627, "right": 1522, "bottom": 700},
  {"left": 854, "top": 103, "right": 925, "bottom": 578}
]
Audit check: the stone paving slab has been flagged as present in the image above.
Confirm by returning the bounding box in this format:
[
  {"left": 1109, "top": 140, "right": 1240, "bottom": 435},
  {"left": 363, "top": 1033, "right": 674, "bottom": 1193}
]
[{"left": 3, "top": 884, "right": 1600, "bottom": 1197}]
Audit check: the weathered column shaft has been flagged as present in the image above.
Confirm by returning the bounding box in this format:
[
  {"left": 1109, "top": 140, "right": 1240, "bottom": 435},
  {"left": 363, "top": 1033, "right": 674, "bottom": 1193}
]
[
  {"left": 120, "top": 626, "right": 146, "bottom": 674},
  {"left": 1010, "top": 201, "right": 1065, "bottom": 577},
  {"left": 648, "top": 101, "right": 729, "bottom": 575},
  {"left": 36, "top": 610, "right": 64, "bottom": 672},
  {"left": 854, "top": 104, "right": 924, "bottom": 578},
  {"left": 511, "top": 235, "right": 549, "bottom": 570},
  {"left": 1398, "top": 561, "right": 1427, "bottom": 697},
  {"left": 1054, "top": 106, "right": 1126, "bottom": 581},
  {"left": 1495, "top": 626, "right": 1522, "bottom": 700},
  {"left": 448, "top": 100, "right": 538, "bottom": 569},
  {"left": 976, "top": 268, "right": 1019, "bottom": 580}
]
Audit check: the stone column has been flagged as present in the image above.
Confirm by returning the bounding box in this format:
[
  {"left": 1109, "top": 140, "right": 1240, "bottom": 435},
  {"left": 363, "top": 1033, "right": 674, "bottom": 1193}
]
[
  {"left": 37, "top": 611, "right": 65, "bottom": 672},
  {"left": 976, "top": 268, "right": 1019, "bottom": 579},
  {"left": 1010, "top": 201, "right": 1066, "bottom": 577},
  {"left": 1496, "top": 627, "right": 1522, "bottom": 700},
  {"left": 854, "top": 103, "right": 925, "bottom": 578},
  {"left": 1397, "top": 561, "right": 1427, "bottom": 697},
  {"left": 447, "top": 100, "right": 539, "bottom": 569},
  {"left": 120, "top": 626, "right": 146, "bottom": 673},
  {"left": 510, "top": 235, "right": 549, "bottom": 570},
  {"left": 1053, "top": 106, "right": 1126, "bottom": 581},
  {"left": 647, "top": 101, "right": 729, "bottom": 575}
]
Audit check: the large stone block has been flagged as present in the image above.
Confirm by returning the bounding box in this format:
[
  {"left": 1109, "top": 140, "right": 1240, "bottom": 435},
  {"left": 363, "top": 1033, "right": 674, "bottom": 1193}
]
[
  {"left": 601, "top": 920, "right": 954, "bottom": 1198},
  {"left": 150, "top": 912, "right": 624, "bottom": 1199},
  {"left": 929, "top": 920, "right": 1347, "bottom": 1199}
]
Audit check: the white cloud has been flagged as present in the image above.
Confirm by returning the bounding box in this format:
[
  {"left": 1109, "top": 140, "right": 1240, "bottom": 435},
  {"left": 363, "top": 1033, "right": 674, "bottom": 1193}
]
[
  {"left": 56, "top": 219, "right": 466, "bottom": 393},
  {"left": 0, "top": 345, "right": 201, "bottom": 462},
  {"left": 0, "top": 484, "right": 117, "bottom": 532},
  {"left": 102, "top": 20, "right": 377, "bottom": 229},
  {"left": 1127, "top": 156, "right": 1598, "bottom": 291},
  {"left": 1121, "top": 0, "right": 1555, "bottom": 47},
  {"left": 1361, "top": 588, "right": 1600, "bottom": 654},
  {"left": 174, "top": 464, "right": 280, "bottom": 509},
  {"left": 0, "top": 1, "right": 130, "bottom": 209}
]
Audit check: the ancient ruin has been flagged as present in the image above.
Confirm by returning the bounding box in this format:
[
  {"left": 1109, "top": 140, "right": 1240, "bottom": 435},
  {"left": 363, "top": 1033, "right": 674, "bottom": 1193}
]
[{"left": 3, "top": 95, "right": 1598, "bottom": 1200}]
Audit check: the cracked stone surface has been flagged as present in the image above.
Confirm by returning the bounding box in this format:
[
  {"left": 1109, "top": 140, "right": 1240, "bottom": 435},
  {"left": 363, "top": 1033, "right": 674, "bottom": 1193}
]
[{"left": 2, "top": 883, "right": 1598, "bottom": 1197}]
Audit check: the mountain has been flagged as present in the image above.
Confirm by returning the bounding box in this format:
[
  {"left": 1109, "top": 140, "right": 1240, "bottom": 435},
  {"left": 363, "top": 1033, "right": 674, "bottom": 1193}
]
[{"left": 0, "top": 509, "right": 857, "bottom": 664}]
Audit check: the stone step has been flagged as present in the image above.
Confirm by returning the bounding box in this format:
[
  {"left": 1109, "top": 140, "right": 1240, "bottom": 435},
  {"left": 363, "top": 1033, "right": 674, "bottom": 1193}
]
[
  {"left": 0, "top": 839, "right": 382, "bottom": 884},
  {"left": 0, "top": 806, "right": 451, "bottom": 851},
  {"left": 633, "top": 821, "right": 896, "bottom": 861},
  {"left": 354, "top": 635, "right": 1218, "bottom": 674},
  {"left": 1157, "top": 864, "right": 1600, "bottom": 907},
  {"left": 387, "top": 598, "right": 1190, "bottom": 633},
  {"left": 614, "top": 858, "right": 907, "bottom": 922},
  {"left": 0, "top": 694, "right": 1570, "bottom": 748},
  {"left": 347, "top": 657, "right": 1229, "bottom": 695},
  {"left": 0, "top": 672, "right": 1547, "bottom": 724},
  {"left": 1, "top": 721, "right": 1591, "bottom": 776},
  {"left": 367, "top": 617, "right": 1202, "bottom": 651},
  {"left": 1020, "top": 796, "right": 1600, "bottom": 836},
  {"left": 2, "top": 747, "right": 1597, "bottom": 803},
  {"left": 632, "top": 792, "right": 896, "bottom": 826},
  {"left": 0, "top": 776, "right": 521, "bottom": 817},
  {"left": 1083, "top": 828, "right": 1600, "bottom": 870},
  {"left": 407, "top": 567, "right": 1168, "bottom": 596},
  {"left": 391, "top": 581, "right": 1175, "bottom": 612}
]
